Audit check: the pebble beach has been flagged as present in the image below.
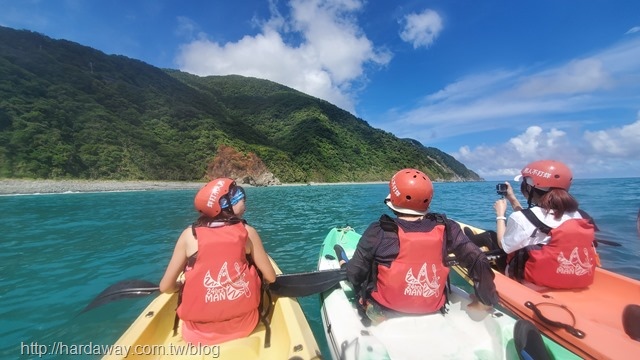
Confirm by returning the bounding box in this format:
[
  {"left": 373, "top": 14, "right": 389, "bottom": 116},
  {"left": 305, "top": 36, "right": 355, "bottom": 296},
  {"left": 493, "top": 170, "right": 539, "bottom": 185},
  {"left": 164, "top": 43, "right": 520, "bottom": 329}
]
[
  {"left": 0, "top": 179, "right": 206, "bottom": 195},
  {"left": 0, "top": 179, "right": 386, "bottom": 195}
]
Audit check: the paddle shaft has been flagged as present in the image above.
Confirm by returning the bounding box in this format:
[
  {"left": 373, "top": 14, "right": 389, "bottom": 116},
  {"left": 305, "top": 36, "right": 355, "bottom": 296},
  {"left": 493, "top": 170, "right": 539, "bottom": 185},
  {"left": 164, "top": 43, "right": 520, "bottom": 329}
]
[
  {"left": 85, "top": 246, "right": 506, "bottom": 307},
  {"left": 272, "top": 246, "right": 507, "bottom": 297},
  {"left": 446, "top": 248, "right": 506, "bottom": 266}
]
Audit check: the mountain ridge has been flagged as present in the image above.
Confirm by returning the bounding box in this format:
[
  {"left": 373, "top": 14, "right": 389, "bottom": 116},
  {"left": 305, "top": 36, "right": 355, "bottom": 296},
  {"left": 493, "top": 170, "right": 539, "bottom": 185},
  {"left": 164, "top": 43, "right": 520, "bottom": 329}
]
[{"left": 0, "top": 25, "right": 482, "bottom": 183}]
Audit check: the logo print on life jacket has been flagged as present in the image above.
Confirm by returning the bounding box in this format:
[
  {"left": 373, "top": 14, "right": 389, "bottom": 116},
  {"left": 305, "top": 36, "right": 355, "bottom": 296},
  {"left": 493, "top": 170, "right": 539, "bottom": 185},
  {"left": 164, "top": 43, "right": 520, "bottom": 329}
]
[
  {"left": 556, "top": 247, "right": 593, "bottom": 276},
  {"left": 203, "top": 262, "right": 252, "bottom": 303},
  {"left": 404, "top": 263, "right": 441, "bottom": 297}
]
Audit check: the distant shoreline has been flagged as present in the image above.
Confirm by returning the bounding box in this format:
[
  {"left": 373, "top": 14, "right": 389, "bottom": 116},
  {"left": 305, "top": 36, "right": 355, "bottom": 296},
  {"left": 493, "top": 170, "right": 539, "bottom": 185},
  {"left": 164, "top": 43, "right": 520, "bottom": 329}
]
[{"left": 0, "top": 179, "right": 387, "bottom": 195}]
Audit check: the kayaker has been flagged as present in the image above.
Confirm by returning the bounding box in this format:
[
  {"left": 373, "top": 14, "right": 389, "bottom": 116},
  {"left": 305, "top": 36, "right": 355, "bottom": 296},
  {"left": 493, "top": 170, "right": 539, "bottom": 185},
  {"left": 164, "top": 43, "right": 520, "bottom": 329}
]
[
  {"left": 159, "top": 178, "right": 276, "bottom": 345},
  {"left": 344, "top": 168, "right": 499, "bottom": 324},
  {"left": 493, "top": 160, "right": 599, "bottom": 289}
]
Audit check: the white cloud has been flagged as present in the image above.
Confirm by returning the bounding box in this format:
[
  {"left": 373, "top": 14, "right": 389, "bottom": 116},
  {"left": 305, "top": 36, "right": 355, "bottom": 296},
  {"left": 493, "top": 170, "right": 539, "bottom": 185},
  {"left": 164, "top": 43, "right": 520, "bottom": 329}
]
[
  {"left": 175, "top": 0, "right": 391, "bottom": 113},
  {"left": 584, "top": 119, "right": 640, "bottom": 157},
  {"left": 453, "top": 118, "right": 640, "bottom": 179},
  {"left": 454, "top": 126, "right": 576, "bottom": 175},
  {"left": 399, "top": 9, "right": 442, "bottom": 49},
  {"left": 426, "top": 70, "right": 520, "bottom": 103},
  {"left": 626, "top": 26, "right": 640, "bottom": 35},
  {"left": 377, "top": 36, "right": 640, "bottom": 146},
  {"left": 516, "top": 58, "right": 612, "bottom": 97}
]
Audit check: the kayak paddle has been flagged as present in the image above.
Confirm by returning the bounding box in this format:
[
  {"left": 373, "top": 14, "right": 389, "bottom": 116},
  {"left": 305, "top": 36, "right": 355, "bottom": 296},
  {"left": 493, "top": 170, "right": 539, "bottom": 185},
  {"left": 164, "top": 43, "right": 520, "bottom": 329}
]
[
  {"left": 269, "top": 246, "right": 508, "bottom": 298},
  {"left": 445, "top": 248, "right": 506, "bottom": 266},
  {"left": 83, "top": 269, "right": 350, "bottom": 312},
  {"left": 269, "top": 268, "right": 347, "bottom": 297},
  {"left": 269, "top": 244, "right": 350, "bottom": 297},
  {"left": 81, "top": 279, "right": 159, "bottom": 313}
]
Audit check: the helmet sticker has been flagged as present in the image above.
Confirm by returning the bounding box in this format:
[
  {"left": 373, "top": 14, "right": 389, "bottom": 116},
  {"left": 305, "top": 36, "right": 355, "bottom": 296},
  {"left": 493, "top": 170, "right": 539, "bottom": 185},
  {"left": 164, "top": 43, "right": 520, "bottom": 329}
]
[
  {"left": 390, "top": 177, "right": 401, "bottom": 197},
  {"left": 206, "top": 179, "right": 227, "bottom": 209},
  {"left": 522, "top": 167, "right": 552, "bottom": 179}
]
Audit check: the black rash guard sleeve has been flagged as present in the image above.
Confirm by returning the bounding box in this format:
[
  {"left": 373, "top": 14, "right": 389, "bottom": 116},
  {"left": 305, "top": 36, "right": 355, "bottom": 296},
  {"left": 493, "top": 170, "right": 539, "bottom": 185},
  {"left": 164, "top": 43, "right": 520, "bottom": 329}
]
[
  {"left": 345, "top": 222, "right": 383, "bottom": 294},
  {"left": 446, "top": 220, "right": 499, "bottom": 306}
]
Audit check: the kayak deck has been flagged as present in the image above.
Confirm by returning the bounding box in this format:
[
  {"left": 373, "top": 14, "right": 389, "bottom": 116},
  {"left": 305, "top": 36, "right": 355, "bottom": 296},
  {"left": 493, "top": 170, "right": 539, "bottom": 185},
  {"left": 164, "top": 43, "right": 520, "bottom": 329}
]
[
  {"left": 455, "top": 220, "right": 640, "bottom": 360},
  {"left": 318, "top": 226, "right": 579, "bottom": 360},
  {"left": 103, "top": 258, "right": 321, "bottom": 360}
]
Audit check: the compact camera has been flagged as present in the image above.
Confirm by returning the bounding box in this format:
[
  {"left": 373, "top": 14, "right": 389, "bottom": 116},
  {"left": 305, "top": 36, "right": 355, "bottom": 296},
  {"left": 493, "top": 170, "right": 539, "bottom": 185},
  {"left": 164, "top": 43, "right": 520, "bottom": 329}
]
[{"left": 496, "top": 183, "right": 508, "bottom": 196}]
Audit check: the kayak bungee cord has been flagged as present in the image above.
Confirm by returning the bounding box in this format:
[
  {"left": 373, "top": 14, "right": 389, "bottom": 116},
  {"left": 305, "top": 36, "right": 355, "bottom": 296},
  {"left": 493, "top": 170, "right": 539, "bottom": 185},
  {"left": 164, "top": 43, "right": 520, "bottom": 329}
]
[{"left": 524, "top": 301, "right": 585, "bottom": 339}]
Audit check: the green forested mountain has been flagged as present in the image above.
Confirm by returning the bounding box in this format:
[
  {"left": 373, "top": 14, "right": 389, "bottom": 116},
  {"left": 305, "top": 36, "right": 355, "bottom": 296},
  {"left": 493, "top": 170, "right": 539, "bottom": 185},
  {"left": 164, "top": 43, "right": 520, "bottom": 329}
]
[{"left": 0, "top": 26, "right": 481, "bottom": 182}]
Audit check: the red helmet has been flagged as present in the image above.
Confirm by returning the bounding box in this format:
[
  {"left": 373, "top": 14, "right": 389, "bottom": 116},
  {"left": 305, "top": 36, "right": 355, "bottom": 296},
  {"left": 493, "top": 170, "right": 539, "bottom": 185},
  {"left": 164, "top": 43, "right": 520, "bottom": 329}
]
[
  {"left": 194, "top": 178, "right": 235, "bottom": 217},
  {"left": 385, "top": 169, "right": 433, "bottom": 215},
  {"left": 514, "top": 160, "right": 573, "bottom": 191}
]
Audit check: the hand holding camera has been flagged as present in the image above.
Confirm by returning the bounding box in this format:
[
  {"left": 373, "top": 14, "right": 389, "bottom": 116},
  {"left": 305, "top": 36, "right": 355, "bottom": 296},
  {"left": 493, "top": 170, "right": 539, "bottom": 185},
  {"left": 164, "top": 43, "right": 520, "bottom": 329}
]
[{"left": 496, "top": 183, "right": 508, "bottom": 197}]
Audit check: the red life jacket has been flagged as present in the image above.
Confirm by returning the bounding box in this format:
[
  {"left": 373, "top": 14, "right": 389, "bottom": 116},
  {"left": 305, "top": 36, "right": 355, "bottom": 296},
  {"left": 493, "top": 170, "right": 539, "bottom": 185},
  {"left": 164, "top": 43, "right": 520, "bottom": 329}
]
[
  {"left": 371, "top": 224, "right": 449, "bottom": 314},
  {"left": 511, "top": 209, "right": 597, "bottom": 289},
  {"left": 177, "top": 222, "right": 261, "bottom": 323}
]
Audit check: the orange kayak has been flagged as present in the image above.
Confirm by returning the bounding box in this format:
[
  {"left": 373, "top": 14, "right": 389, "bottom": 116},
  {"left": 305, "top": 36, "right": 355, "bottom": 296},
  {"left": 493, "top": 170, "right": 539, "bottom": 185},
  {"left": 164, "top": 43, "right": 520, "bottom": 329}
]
[{"left": 455, "top": 220, "right": 640, "bottom": 360}]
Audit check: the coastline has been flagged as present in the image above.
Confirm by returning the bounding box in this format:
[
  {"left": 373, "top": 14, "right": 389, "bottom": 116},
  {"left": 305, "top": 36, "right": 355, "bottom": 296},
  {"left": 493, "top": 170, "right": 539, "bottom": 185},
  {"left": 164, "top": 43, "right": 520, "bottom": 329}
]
[
  {"left": 0, "top": 179, "right": 388, "bottom": 195},
  {"left": 0, "top": 179, "right": 206, "bottom": 195}
]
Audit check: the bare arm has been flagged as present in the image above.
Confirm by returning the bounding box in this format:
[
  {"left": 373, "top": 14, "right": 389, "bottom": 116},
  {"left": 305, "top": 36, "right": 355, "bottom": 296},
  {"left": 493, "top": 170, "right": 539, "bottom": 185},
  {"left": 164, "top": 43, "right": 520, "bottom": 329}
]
[
  {"left": 245, "top": 224, "right": 276, "bottom": 284},
  {"left": 504, "top": 181, "right": 523, "bottom": 211},
  {"left": 159, "top": 228, "right": 190, "bottom": 293},
  {"left": 494, "top": 198, "right": 507, "bottom": 246}
]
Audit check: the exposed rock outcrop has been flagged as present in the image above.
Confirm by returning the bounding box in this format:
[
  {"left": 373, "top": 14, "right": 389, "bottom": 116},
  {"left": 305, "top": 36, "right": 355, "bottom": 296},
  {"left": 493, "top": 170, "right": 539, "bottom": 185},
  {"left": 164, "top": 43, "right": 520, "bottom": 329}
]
[{"left": 206, "top": 145, "right": 281, "bottom": 186}]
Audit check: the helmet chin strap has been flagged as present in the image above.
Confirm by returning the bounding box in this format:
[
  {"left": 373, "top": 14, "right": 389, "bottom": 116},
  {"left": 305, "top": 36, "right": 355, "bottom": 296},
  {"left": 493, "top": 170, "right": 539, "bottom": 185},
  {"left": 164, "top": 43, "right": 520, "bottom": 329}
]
[{"left": 525, "top": 185, "right": 536, "bottom": 209}]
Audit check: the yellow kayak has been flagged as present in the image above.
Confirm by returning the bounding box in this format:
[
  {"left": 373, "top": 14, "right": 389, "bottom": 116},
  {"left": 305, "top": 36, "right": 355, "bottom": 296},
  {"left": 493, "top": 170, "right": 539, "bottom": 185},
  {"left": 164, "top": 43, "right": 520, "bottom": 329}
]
[{"left": 102, "top": 258, "right": 321, "bottom": 360}]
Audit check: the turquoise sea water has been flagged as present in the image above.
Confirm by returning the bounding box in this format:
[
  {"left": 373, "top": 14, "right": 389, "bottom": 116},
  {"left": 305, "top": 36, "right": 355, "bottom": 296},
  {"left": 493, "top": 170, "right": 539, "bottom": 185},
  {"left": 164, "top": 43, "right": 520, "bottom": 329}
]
[{"left": 2, "top": 179, "right": 639, "bottom": 359}]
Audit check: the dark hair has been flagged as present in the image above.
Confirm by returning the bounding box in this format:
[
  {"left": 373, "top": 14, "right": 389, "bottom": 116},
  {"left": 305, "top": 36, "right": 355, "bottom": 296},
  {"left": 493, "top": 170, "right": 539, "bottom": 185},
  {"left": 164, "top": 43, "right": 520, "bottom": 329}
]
[
  {"left": 193, "top": 207, "right": 237, "bottom": 227},
  {"left": 537, "top": 188, "right": 579, "bottom": 219}
]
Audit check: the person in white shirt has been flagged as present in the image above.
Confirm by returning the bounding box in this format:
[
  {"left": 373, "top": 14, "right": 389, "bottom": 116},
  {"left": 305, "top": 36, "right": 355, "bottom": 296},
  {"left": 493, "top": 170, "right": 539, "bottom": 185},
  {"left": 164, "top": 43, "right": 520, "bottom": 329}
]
[
  {"left": 493, "top": 160, "right": 599, "bottom": 288},
  {"left": 495, "top": 160, "right": 580, "bottom": 252}
]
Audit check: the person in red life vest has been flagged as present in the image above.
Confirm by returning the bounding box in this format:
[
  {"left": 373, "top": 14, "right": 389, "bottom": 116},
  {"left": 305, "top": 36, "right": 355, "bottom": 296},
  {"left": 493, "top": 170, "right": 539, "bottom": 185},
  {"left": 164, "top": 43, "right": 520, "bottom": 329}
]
[
  {"left": 159, "top": 178, "right": 276, "bottom": 345},
  {"left": 343, "top": 169, "right": 499, "bottom": 325},
  {"left": 494, "top": 160, "right": 599, "bottom": 289}
]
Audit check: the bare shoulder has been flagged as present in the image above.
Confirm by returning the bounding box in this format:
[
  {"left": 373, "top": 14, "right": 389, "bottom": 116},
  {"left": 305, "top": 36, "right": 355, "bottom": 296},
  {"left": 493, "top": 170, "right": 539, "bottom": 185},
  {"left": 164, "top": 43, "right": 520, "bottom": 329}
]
[
  {"left": 244, "top": 223, "right": 259, "bottom": 237},
  {"left": 178, "top": 226, "right": 194, "bottom": 239}
]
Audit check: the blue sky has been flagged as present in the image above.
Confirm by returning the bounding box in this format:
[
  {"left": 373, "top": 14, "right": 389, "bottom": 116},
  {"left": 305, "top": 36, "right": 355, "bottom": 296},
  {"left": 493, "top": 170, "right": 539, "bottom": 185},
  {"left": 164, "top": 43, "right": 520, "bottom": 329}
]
[{"left": 2, "top": 0, "right": 639, "bottom": 180}]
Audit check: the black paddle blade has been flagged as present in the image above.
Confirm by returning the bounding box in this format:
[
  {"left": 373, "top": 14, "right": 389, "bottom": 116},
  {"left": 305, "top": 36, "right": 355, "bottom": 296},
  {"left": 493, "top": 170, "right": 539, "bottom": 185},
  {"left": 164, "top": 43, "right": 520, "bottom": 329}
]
[
  {"left": 597, "top": 239, "right": 622, "bottom": 247},
  {"left": 623, "top": 304, "right": 640, "bottom": 341},
  {"left": 269, "top": 269, "right": 347, "bottom": 297},
  {"left": 514, "top": 319, "right": 552, "bottom": 360},
  {"left": 81, "top": 280, "right": 159, "bottom": 313}
]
